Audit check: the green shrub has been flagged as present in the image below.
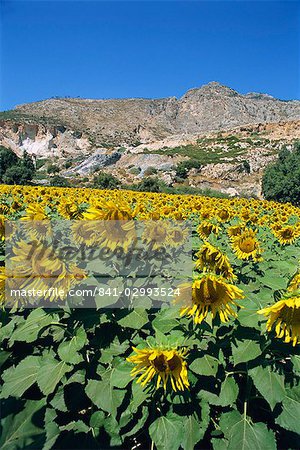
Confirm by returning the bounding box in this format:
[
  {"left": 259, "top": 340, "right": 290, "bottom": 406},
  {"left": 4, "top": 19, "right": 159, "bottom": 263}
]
[
  {"left": 64, "top": 161, "right": 73, "bottom": 169},
  {"left": 175, "top": 159, "right": 201, "bottom": 179},
  {"left": 143, "top": 166, "right": 158, "bottom": 176},
  {"left": 0, "top": 148, "right": 35, "bottom": 184},
  {"left": 262, "top": 141, "right": 300, "bottom": 205},
  {"left": 137, "top": 177, "right": 168, "bottom": 193},
  {"left": 49, "top": 175, "right": 71, "bottom": 187},
  {"left": 0, "top": 146, "right": 18, "bottom": 179},
  {"left": 93, "top": 172, "right": 120, "bottom": 189},
  {"left": 47, "top": 164, "right": 60, "bottom": 175}
]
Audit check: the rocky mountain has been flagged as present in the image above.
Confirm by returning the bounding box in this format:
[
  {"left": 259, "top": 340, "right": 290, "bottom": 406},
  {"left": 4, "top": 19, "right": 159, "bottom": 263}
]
[
  {"left": 2, "top": 82, "right": 300, "bottom": 151},
  {"left": 0, "top": 82, "right": 300, "bottom": 197}
]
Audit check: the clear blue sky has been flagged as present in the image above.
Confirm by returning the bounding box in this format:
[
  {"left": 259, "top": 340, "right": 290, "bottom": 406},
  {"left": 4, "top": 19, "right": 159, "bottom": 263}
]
[{"left": 0, "top": 1, "right": 299, "bottom": 111}]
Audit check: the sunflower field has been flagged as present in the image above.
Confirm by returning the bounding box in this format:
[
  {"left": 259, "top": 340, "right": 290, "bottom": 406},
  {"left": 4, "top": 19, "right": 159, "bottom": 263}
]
[{"left": 0, "top": 184, "right": 300, "bottom": 450}]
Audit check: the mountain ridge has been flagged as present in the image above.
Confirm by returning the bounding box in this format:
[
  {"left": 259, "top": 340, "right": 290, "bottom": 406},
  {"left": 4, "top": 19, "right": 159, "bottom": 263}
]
[{"left": 2, "top": 81, "right": 298, "bottom": 148}]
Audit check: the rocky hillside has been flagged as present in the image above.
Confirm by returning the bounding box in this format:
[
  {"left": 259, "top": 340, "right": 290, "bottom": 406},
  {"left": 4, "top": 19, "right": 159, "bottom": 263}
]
[
  {"left": 0, "top": 82, "right": 300, "bottom": 197},
  {"left": 2, "top": 82, "right": 300, "bottom": 149}
]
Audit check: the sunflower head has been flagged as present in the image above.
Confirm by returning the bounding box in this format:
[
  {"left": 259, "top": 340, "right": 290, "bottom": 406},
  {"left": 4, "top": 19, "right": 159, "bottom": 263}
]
[
  {"left": 195, "top": 242, "right": 235, "bottom": 280},
  {"left": 197, "top": 221, "right": 219, "bottom": 240},
  {"left": 227, "top": 223, "right": 245, "bottom": 238},
  {"left": 258, "top": 294, "right": 300, "bottom": 346},
  {"left": 272, "top": 225, "right": 300, "bottom": 245},
  {"left": 177, "top": 273, "right": 244, "bottom": 324},
  {"left": 231, "top": 228, "right": 263, "bottom": 262},
  {"left": 127, "top": 346, "right": 189, "bottom": 391}
]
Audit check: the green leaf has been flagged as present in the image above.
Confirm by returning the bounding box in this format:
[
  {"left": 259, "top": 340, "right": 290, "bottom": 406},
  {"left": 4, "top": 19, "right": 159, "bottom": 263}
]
[
  {"left": 50, "top": 386, "right": 68, "bottom": 412},
  {"left": 90, "top": 411, "right": 105, "bottom": 429},
  {"left": 85, "top": 377, "right": 125, "bottom": 417},
  {"left": 103, "top": 416, "right": 122, "bottom": 447},
  {"left": 8, "top": 309, "right": 57, "bottom": 344},
  {"left": 212, "top": 438, "right": 229, "bottom": 450},
  {"left": 100, "top": 338, "right": 129, "bottom": 364},
  {"left": 152, "top": 308, "right": 179, "bottom": 333},
  {"left": 0, "top": 351, "right": 11, "bottom": 369},
  {"left": 43, "top": 409, "right": 60, "bottom": 450},
  {"left": 37, "top": 353, "right": 73, "bottom": 395},
  {"left": 181, "top": 413, "right": 208, "bottom": 450},
  {"left": 275, "top": 385, "right": 300, "bottom": 434},
  {"left": 0, "top": 316, "right": 24, "bottom": 343},
  {"left": 129, "top": 380, "right": 149, "bottom": 413},
  {"left": 0, "top": 355, "right": 41, "bottom": 399},
  {"left": 61, "top": 420, "right": 90, "bottom": 433},
  {"left": 202, "top": 377, "right": 239, "bottom": 407},
  {"left": 261, "top": 274, "right": 287, "bottom": 290},
  {"left": 149, "top": 413, "right": 184, "bottom": 450},
  {"left": 190, "top": 355, "right": 219, "bottom": 376},
  {"left": 0, "top": 399, "right": 45, "bottom": 450},
  {"left": 219, "top": 410, "right": 276, "bottom": 450},
  {"left": 237, "top": 299, "right": 261, "bottom": 329},
  {"left": 232, "top": 340, "right": 261, "bottom": 365},
  {"left": 118, "top": 308, "right": 148, "bottom": 329},
  {"left": 57, "top": 326, "right": 87, "bottom": 364},
  {"left": 123, "top": 406, "right": 149, "bottom": 438},
  {"left": 291, "top": 355, "right": 300, "bottom": 375},
  {"left": 110, "top": 360, "right": 133, "bottom": 388},
  {"left": 249, "top": 366, "right": 285, "bottom": 410}
]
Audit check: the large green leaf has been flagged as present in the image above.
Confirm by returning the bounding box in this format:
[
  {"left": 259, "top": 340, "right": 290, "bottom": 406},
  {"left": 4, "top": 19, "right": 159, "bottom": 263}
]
[
  {"left": 85, "top": 376, "right": 125, "bottom": 417},
  {"left": 181, "top": 404, "right": 210, "bottom": 450},
  {"left": 190, "top": 355, "right": 219, "bottom": 376},
  {"left": 37, "top": 353, "right": 73, "bottom": 395},
  {"left": 152, "top": 308, "right": 179, "bottom": 333},
  {"left": 249, "top": 366, "right": 285, "bottom": 410},
  {"left": 129, "top": 380, "right": 149, "bottom": 413},
  {"left": 57, "top": 326, "right": 87, "bottom": 364},
  {"left": 110, "top": 360, "right": 133, "bottom": 388},
  {"left": 0, "top": 399, "right": 45, "bottom": 450},
  {"left": 275, "top": 385, "right": 300, "bottom": 434},
  {"left": 202, "top": 377, "right": 238, "bottom": 407},
  {"left": 8, "top": 309, "right": 57, "bottom": 344},
  {"left": 149, "top": 413, "right": 184, "bottom": 450},
  {"left": 42, "top": 409, "right": 60, "bottom": 450},
  {"left": 231, "top": 340, "right": 261, "bottom": 365},
  {"left": 219, "top": 410, "right": 276, "bottom": 450},
  {"left": 291, "top": 355, "right": 300, "bottom": 375},
  {"left": 261, "top": 274, "right": 288, "bottom": 290},
  {"left": 100, "top": 338, "right": 129, "bottom": 364},
  {"left": 118, "top": 308, "right": 148, "bottom": 329},
  {"left": 0, "top": 355, "right": 41, "bottom": 399}
]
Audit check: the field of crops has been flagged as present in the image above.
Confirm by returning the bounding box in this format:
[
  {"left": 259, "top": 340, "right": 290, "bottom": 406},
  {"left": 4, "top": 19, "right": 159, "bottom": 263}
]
[{"left": 0, "top": 184, "right": 300, "bottom": 450}]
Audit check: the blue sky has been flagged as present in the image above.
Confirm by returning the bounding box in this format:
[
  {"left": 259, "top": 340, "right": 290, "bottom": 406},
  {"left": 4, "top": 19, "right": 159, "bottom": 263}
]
[{"left": 0, "top": 1, "right": 299, "bottom": 110}]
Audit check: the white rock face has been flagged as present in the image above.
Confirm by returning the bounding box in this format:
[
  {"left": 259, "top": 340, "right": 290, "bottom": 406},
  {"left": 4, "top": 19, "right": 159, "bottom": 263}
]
[{"left": 0, "top": 121, "right": 92, "bottom": 158}]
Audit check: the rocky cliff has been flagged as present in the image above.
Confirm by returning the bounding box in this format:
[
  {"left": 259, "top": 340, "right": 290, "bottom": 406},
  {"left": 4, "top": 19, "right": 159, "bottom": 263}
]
[
  {"left": 1, "top": 82, "right": 300, "bottom": 197},
  {"left": 1, "top": 82, "right": 299, "bottom": 153}
]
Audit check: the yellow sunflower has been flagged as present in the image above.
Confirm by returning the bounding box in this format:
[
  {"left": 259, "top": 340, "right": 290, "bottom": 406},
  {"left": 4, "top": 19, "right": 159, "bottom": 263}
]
[
  {"left": 195, "top": 242, "right": 235, "bottom": 280},
  {"left": 227, "top": 223, "right": 245, "bottom": 238},
  {"left": 258, "top": 295, "right": 300, "bottom": 346},
  {"left": 127, "top": 346, "right": 189, "bottom": 391},
  {"left": 288, "top": 273, "right": 300, "bottom": 292},
  {"left": 0, "top": 266, "right": 6, "bottom": 303},
  {"left": 272, "top": 225, "right": 300, "bottom": 246},
  {"left": 197, "top": 221, "right": 219, "bottom": 240},
  {"left": 9, "top": 240, "right": 86, "bottom": 302},
  {"left": 177, "top": 273, "right": 244, "bottom": 324},
  {"left": 231, "top": 228, "right": 262, "bottom": 262},
  {"left": 142, "top": 221, "right": 180, "bottom": 250},
  {"left": 0, "top": 215, "right": 5, "bottom": 241}
]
